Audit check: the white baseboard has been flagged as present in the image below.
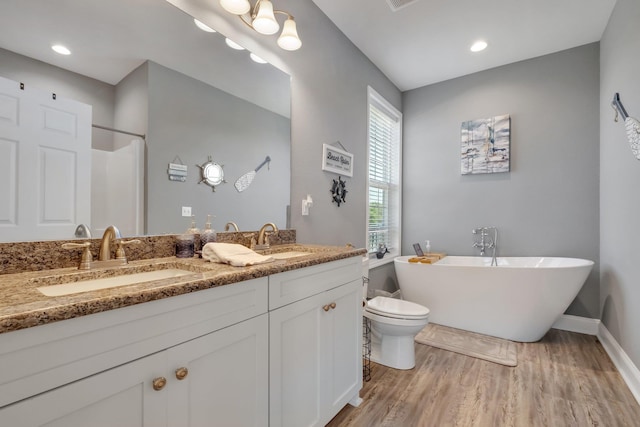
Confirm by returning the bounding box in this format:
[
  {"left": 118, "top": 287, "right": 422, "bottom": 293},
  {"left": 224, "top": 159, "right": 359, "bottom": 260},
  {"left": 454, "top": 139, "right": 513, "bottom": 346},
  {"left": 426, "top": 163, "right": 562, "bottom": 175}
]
[
  {"left": 597, "top": 324, "right": 640, "bottom": 406},
  {"left": 553, "top": 314, "right": 640, "bottom": 406},
  {"left": 552, "top": 314, "right": 600, "bottom": 335}
]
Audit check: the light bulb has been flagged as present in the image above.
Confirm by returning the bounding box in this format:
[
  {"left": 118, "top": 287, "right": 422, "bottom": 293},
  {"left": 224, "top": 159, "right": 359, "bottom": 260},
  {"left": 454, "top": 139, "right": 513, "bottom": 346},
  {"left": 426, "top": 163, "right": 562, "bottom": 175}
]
[
  {"left": 470, "top": 40, "right": 488, "bottom": 52},
  {"left": 51, "top": 44, "right": 71, "bottom": 55},
  {"left": 220, "top": 0, "right": 250, "bottom": 15},
  {"left": 194, "top": 19, "right": 216, "bottom": 33},
  {"left": 225, "top": 38, "right": 245, "bottom": 50},
  {"left": 277, "top": 18, "right": 301, "bottom": 51},
  {"left": 250, "top": 53, "right": 267, "bottom": 64},
  {"left": 252, "top": 0, "right": 279, "bottom": 35}
]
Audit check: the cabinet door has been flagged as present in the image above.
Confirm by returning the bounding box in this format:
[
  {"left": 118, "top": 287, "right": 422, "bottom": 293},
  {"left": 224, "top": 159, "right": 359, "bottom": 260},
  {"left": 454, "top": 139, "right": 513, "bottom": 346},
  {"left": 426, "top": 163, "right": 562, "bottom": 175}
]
[
  {"left": 270, "top": 291, "right": 325, "bottom": 427},
  {"left": 321, "top": 279, "right": 363, "bottom": 422},
  {"left": 0, "top": 352, "right": 167, "bottom": 427},
  {"left": 270, "top": 279, "right": 363, "bottom": 427},
  {"left": 167, "top": 314, "right": 268, "bottom": 427}
]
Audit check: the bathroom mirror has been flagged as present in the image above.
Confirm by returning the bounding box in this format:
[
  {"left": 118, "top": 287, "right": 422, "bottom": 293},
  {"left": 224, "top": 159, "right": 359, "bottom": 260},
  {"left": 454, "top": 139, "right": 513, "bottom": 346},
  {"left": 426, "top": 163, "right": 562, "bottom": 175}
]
[{"left": 0, "top": 0, "right": 291, "bottom": 242}]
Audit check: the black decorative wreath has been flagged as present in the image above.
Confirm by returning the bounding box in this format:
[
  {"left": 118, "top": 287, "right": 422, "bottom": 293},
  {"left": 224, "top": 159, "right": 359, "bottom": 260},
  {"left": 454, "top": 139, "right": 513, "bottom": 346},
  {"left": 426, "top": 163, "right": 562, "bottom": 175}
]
[{"left": 330, "top": 176, "right": 348, "bottom": 207}]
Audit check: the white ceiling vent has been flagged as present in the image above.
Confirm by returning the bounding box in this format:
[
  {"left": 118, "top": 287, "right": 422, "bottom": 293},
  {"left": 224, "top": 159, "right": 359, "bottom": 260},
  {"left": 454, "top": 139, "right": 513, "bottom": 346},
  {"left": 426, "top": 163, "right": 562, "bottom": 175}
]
[{"left": 386, "top": 0, "right": 419, "bottom": 12}]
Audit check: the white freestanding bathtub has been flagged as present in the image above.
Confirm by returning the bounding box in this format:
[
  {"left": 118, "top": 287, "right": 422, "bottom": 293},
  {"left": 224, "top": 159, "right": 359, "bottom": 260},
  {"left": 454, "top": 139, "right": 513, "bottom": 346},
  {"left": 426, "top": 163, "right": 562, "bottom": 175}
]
[{"left": 394, "top": 256, "right": 593, "bottom": 342}]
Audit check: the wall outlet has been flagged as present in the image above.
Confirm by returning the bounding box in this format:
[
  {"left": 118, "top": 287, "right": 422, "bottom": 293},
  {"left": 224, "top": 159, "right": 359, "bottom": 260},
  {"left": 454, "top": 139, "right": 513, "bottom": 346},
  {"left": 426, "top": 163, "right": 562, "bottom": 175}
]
[{"left": 181, "top": 206, "right": 192, "bottom": 217}]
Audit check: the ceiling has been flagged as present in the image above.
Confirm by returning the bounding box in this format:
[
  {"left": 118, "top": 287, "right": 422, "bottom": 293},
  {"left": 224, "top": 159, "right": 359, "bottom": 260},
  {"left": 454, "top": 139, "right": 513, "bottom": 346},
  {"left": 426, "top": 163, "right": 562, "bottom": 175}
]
[
  {"left": 311, "top": 0, "right": 617, "bottom": 91},
  {"left": 0, "top": 0, "right": 290, "bottom": 117},
  {"left": 0, "top": 0, "right": 617, "bottom": 99}
]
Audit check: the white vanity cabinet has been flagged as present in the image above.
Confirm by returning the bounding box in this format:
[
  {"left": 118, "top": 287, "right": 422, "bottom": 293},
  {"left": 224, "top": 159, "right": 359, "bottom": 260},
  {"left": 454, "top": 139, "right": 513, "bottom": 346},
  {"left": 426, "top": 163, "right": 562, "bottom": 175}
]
[
  {"left": 0, "top": 255, "right": 364, "bottom": 427},
  {"left": 269, "top": 257, "right": 363, "bottom": 427},
  {"left": 0, "top": 277, "right": 269, "bottom": 426},
  {"left": 0, "top": 314, "right": 268, "bottom": 427}
]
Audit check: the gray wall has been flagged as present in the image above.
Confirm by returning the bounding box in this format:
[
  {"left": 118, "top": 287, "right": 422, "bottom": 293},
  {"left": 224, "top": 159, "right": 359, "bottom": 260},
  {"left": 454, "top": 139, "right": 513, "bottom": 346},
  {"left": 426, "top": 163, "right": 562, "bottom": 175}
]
[
  {"left": 402, "top": 44, "right": 601, "bottom": 318},
  {"left": 238, "top": 0, "right": 403, "bottom": 248},
  {"left": 114, "top": 62, "right": 148, "bottom": 150},
  {"left": 146, "top": 62, "right": 291, "bottom": 234},
  {"left": 285, "top": 1, "right": 401, "bottom": 248},
  {"left": 600, "top": 0, "right": 640, "bottom": 368},
  {"left": 0, "top": 47, "right": 115, "bottom": 151}
]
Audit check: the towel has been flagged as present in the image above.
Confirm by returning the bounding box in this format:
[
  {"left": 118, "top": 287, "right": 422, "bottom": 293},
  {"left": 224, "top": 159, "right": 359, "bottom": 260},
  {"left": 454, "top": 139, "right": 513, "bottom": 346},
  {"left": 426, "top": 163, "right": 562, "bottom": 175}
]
[{"left": 202, "top": 242, "right": 275, "bottom": 267}]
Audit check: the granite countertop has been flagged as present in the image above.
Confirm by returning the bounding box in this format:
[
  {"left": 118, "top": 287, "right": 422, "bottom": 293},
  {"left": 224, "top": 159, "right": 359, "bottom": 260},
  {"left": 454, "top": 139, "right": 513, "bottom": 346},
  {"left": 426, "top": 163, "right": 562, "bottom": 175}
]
[{"left": 0, "top": 244, "right": 366, "bottom": 334}]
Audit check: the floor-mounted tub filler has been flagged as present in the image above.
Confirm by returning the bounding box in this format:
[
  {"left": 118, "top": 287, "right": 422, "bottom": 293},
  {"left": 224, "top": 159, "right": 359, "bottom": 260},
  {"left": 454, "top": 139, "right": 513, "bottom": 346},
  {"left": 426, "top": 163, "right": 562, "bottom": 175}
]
[{"left": 394, "top": 256, "right": 593, "bottom": 342}]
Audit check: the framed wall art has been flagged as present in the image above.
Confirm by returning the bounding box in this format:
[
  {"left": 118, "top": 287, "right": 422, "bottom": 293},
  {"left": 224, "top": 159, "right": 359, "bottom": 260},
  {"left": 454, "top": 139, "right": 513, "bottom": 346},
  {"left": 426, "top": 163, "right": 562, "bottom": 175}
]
[{"left": 461, "top": 114, "right": 510, "bottom": 175}]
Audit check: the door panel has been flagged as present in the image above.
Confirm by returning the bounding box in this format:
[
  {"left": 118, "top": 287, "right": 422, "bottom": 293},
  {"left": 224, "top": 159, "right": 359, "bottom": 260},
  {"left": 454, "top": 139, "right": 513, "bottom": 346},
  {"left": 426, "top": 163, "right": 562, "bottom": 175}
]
[{"left": 0, "top": 76, "right": 91, "bottom": 241}]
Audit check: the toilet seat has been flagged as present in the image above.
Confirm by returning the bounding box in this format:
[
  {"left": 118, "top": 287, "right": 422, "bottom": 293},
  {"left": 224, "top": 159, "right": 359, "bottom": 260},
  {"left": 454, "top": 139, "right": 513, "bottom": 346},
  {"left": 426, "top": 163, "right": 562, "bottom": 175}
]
[{"left": 365, "top": 296, "right": 430, "bottom": 320}]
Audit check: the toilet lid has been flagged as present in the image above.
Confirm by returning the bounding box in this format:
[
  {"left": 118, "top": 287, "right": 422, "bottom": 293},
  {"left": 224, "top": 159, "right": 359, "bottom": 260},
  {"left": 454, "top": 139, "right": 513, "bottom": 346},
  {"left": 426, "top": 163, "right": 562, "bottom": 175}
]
[{"left": 366, "top": 296, "right": 430, "bottom": 320}]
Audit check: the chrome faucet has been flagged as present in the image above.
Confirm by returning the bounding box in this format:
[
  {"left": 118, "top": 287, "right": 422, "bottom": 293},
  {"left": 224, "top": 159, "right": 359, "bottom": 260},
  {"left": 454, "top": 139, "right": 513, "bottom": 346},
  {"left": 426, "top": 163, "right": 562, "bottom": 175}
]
[
  {"left": 99, "top": 225, "right": 122, "bottom": 261},
  {"left": 256, "top": 223, "right": 278, "bottom": 250},
  {"left": 472, "top": 227, "right": 498, "bottom": 266},
  {"left": 224, "top": 222, "right": 239, "bottom": 232}
]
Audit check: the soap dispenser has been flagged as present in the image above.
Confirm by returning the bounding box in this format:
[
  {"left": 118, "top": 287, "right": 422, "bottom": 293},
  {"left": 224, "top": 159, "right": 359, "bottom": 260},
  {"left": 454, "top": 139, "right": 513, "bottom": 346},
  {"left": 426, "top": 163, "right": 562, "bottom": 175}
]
[
  {"left": 186, "top": 216, "right": 200, "bottom": 234},
  {"left": 201, "top": 214, "right": 217, "bottom": 247},
  {"left": 176, "top": 216, "right": 198, "bottom": 258}
]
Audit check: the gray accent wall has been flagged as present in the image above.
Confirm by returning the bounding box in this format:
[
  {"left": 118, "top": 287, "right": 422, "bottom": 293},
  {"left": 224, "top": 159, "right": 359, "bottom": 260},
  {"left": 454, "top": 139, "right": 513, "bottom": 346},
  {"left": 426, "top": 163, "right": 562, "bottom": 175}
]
[
  {"left": 402, "top": 44, "right": 601, "bottom": 318},
  {"left": 600, "top": 0, "right": 640, "bottom": 369}
]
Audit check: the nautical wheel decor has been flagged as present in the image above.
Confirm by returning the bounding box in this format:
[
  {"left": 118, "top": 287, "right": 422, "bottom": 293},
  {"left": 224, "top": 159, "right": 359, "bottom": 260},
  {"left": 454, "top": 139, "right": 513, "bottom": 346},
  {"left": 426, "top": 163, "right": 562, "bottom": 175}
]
[
  {"left": 197, "top": 155, "right": 226, "bottom": 192},
  {"left": 330, "top": 176, "right": 348, "bottom": 207}
]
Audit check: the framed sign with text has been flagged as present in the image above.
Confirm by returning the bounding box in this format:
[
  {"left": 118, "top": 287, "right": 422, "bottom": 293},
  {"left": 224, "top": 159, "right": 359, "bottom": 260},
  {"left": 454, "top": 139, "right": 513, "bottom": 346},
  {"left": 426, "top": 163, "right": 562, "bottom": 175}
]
[{"left": 322, "top": 144, "right": 354, "bottom": 177}]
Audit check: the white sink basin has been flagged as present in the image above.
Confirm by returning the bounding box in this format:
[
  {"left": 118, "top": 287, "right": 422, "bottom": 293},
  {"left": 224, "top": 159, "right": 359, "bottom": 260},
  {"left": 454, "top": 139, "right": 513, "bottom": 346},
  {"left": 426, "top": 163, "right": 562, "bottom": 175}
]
[
  {"left": 37, "top": 269, "right": 196, "bottom": 297},
  {"left": 270, "top": 251, "right": 311, "bottom": 260}
]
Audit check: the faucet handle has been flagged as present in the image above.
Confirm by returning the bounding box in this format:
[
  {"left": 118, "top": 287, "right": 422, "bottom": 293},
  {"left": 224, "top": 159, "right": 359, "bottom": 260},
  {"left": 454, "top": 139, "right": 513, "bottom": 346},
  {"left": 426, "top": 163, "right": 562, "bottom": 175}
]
[
  {"left": 114, "top": 239, "right": 141, "bottom": 261},
  {"left": 62, "top": 242, "right": 93, "bottom": 270}
]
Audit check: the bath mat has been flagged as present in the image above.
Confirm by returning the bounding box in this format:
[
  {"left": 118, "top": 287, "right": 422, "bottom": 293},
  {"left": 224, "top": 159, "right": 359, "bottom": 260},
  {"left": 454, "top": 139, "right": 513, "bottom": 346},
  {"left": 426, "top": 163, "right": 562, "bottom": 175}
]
[{"left": 415, "top": 323, "right": 517, "bottom": 367}]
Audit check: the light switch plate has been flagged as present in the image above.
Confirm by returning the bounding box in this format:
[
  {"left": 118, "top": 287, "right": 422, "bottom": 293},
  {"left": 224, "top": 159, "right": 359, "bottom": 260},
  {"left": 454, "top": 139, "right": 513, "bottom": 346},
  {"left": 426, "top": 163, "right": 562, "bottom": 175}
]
[{"left": 181, "top": 206, "right": 192, "bottom": 217}]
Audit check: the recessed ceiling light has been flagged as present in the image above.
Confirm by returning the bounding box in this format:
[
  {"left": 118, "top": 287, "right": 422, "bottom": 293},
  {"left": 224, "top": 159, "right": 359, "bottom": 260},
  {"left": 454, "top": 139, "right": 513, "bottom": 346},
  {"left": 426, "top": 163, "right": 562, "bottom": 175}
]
[
  {"left": 51, "top": 44, "right": 71, "bottom": 55},
  {"left": 249, "top": 53, "right": 267, "bottom": 64},
  {"left": 194, "top": 18, "right": 216, "bottom": 33},
  {"left": 225, "top": 38, "right": 245, "bottom": 50},
  {"left": 470, "top": 40, "right": 488, "bottom": 52}
]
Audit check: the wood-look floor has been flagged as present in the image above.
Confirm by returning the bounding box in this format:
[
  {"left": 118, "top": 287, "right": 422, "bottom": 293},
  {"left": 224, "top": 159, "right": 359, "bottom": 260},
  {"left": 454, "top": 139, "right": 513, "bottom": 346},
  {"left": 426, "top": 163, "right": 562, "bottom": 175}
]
[{"left": 327, "top": 329, "right": 640, "bottom": 427}]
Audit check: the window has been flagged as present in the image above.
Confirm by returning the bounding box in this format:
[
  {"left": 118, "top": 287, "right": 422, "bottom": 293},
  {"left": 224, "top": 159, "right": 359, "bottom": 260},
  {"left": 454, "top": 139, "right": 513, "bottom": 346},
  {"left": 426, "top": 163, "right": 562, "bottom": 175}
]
[{"left": 367, "top": 87, "right": 402, "bottom": 264}]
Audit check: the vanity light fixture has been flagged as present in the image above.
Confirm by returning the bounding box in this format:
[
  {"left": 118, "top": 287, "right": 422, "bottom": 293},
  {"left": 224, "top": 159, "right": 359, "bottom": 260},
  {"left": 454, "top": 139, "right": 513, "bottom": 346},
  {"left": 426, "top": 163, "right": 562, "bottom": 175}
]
[
  {"left": 51, "top": 44, "right": 71, "bottom": 55},
  {"left": 470, "top": 40, "right": 488, "bottom": 52},
  {"left": 194, "top": 18, "right": 216, "bottom": 32},
  {"left": 219, "top": 0, "right": 302, "bottom": 51}
]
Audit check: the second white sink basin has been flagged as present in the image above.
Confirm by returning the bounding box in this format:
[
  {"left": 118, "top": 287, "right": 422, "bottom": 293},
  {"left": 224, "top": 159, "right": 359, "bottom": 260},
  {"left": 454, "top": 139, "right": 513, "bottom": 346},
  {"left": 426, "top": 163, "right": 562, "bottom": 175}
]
[
  {"left": 269, "top": 251, "right": 310, "bottom": 260},
  {"left": 37, "top": 269, "right": 197, "bottom": 297}
]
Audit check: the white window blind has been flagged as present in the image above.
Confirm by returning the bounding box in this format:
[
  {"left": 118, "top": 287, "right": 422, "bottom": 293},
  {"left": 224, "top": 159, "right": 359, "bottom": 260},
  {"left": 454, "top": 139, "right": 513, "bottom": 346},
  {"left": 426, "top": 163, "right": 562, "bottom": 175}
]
[{"left": 367, "top": 87, "right": 402, "bottom": 257}]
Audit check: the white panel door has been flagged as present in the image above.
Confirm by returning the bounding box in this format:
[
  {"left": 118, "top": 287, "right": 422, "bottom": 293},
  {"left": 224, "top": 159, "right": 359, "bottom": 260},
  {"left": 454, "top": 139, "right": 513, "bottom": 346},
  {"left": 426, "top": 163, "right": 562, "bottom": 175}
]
[
  {"left": 0, "top": 76, "right": 91, "bottom": 241},
  {"left": 0, "top": 79, "right": 20, "bottom": 230},
  {"left": 0, "top": 351, "right": 167, "bottom": 427}
]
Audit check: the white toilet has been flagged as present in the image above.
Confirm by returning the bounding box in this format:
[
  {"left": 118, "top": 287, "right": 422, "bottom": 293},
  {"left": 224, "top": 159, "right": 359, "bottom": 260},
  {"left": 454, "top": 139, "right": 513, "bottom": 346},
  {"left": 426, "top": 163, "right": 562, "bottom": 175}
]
[{"left": 362, "top": 258, "right": 430, "bottom": 370}]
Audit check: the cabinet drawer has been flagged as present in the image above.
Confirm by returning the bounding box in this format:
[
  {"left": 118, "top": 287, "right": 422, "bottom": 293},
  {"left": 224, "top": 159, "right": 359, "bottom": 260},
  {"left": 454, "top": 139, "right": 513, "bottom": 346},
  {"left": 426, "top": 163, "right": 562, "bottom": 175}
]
[
  {"left": 0, "top": 277, "right": 268, "bottom": 408},
  {"left": 269, "top": 257, "right": 361, "bottom": 310}
]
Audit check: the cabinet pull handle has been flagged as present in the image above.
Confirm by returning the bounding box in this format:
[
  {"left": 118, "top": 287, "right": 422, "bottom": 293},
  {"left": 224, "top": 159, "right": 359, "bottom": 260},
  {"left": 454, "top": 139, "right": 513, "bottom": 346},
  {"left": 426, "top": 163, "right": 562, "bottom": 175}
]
[
  {"left": 175, "top": 367, "right": 189, "bottom": 380},
  {"left": 323, "top": 304, "right": 330, "bottom": 312},
  {"left": 330, "top": 302, "right": 336, "bottom": 309},
  {"left": 152, "top": 377, "right": 167, "bottom": 391}
]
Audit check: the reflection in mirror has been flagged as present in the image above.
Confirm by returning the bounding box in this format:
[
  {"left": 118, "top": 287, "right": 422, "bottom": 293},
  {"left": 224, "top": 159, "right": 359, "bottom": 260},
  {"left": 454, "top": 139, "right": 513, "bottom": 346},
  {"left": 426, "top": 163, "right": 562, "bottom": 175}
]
[{"left": 0, "top": 0, "right": 291, "bottom": 243}]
